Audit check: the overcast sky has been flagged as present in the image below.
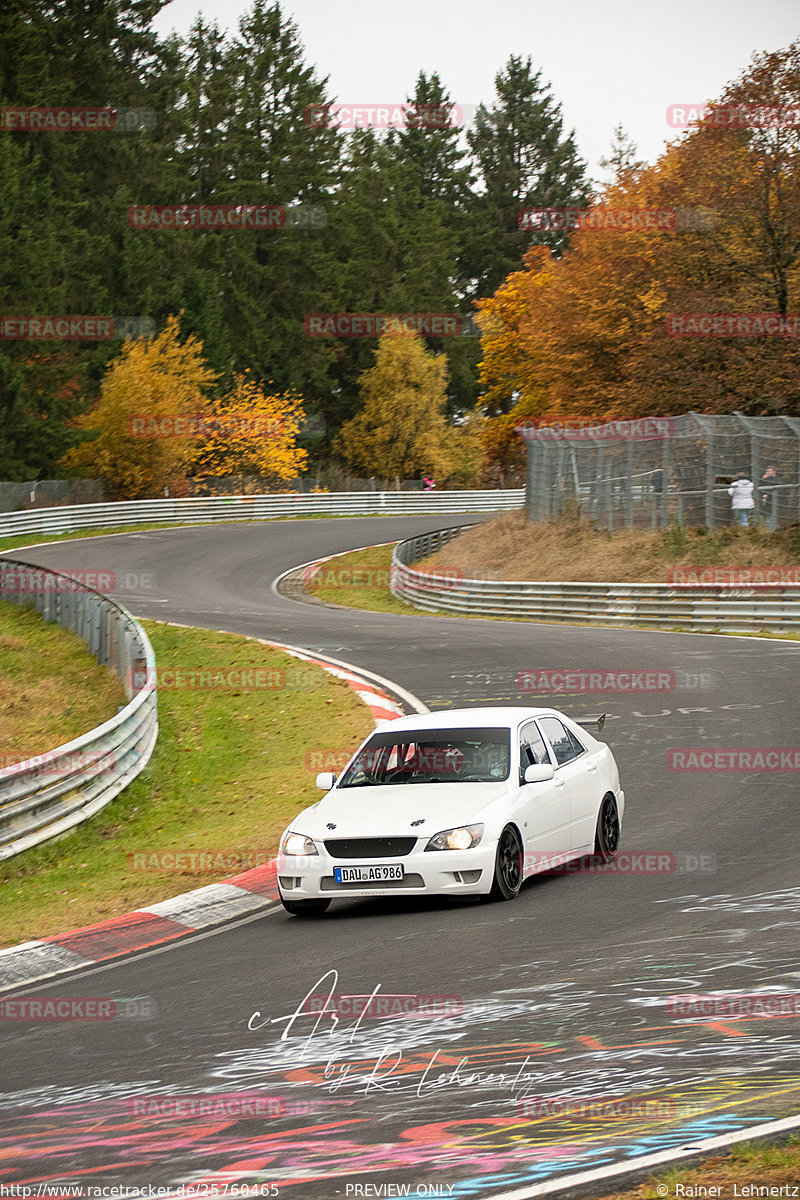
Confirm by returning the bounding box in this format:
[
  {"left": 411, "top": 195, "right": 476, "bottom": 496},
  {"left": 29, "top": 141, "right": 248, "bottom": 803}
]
[{"left": 152, "top": 0, "right": 798, "bottom": 181}]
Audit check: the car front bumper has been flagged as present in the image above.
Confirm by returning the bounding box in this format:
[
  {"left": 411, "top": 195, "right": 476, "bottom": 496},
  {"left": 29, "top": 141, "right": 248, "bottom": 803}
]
[{"left": 277, "top": 842, "right": 497, "bottom": 901}]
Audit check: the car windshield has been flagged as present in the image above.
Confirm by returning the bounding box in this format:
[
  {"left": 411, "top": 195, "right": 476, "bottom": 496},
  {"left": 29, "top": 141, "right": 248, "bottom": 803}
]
[{"left": 338, "top": 727, "right": 511, "bottom": 787}]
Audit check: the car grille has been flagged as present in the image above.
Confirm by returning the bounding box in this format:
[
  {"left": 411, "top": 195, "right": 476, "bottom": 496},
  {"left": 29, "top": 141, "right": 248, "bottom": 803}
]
[{"left": 324, "top": 837, "right": 417, "bottom": 858}]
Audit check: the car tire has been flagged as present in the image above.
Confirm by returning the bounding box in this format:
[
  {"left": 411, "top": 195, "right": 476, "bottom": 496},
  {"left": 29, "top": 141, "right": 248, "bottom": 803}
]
[
  {"left": 594, "top": 794, "right": 620, "bottom": 862},
  {"left": 280, "top": 898, "right": 331, "bottom": 917},
  {"left": 489, "top": 825, "right": 523, "bottom": 901}
]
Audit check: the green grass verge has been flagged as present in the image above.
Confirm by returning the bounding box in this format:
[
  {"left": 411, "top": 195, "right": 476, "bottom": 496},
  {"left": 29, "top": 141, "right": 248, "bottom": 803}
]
[
  {"left": 306, "top": 545, "right": 416, "bottom": 615},
  {"left": 0, "top": 619, "right": 374, "bottom": 948},
  {"left": 601, "top": 1133, "right": 800, "bottom": 1198},
  {"left": 0, "top": 599, "right": 126, "bottom": 761}
]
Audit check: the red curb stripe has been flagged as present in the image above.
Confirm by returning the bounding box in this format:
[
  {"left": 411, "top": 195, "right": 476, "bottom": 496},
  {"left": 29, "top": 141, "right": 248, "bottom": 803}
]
[
  {"left": 226, "top": 860, "right": 279, "bottom": 897},
  {"left": 43, "top": 911, "right": 189, "bottom": 960}
]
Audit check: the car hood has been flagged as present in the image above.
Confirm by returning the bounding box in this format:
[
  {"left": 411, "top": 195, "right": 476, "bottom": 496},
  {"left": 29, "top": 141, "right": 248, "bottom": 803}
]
[{"left": 303, "top": 782, "right": 509, "bottom": 838}]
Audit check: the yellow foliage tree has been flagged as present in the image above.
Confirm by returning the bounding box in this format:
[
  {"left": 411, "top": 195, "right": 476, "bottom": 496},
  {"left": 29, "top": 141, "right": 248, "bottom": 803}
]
[
  {"left": 334, "top": 330, "right": 458, "bottom": 481},
  {"left": 188, "top": 374, "right": 308, "bottom": 488},
  {"left": 61, "top": 315, "right": 219, "bottom": 498}
]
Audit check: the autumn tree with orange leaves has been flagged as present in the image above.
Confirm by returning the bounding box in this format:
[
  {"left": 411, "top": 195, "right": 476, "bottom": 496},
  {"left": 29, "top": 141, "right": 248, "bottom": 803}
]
[{"left": 477, "top": 41, "right": 800, "bottom": 445}]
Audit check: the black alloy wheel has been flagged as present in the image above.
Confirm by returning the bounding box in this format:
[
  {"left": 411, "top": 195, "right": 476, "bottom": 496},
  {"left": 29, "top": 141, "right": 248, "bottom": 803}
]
[
  {"left": 594, "top": 795, "right": 620, "bottom": 862},
  {"left": 489, "top": 825, "right": 524, "bottom": 901}
]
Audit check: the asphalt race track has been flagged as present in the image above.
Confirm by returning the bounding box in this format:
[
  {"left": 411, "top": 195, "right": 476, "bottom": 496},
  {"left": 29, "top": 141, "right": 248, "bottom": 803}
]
[{"left": 2, "top": 515, "right": 800, "bottom": 1198}]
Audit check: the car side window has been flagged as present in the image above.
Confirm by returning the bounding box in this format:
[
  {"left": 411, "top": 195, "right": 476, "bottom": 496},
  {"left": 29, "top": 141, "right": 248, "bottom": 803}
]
[
  {"left": 520, "top": 721, "right": 550, "bottom": 780},
  {"left": 540, "top": 717, "right": 585, "bottom": 767}
]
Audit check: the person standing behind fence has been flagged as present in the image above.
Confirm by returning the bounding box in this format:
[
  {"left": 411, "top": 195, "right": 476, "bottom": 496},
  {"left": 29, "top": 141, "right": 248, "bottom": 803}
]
[
  {"left": 759, "top": 464, "right": 780, "bottom": 530},
  {"left": 728, "top": 471, "right": 755, "bottom": 526}
]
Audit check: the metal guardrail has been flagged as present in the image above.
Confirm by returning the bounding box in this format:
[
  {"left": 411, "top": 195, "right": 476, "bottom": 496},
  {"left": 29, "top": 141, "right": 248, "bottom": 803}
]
[
  {"left": 0, "top": 560, "right": 158, "bottom": 860},
  {"left": 0, "top": 490, "right": 524, "bottom": 540},
  {"left": 390, "top": 526, "right": 800, "bottom": 631}
]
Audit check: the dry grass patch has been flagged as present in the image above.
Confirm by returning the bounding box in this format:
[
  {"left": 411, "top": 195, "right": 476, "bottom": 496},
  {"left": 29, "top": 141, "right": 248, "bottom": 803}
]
[{"left": 419, "top": 511, "right": 800, "bottom": 583}]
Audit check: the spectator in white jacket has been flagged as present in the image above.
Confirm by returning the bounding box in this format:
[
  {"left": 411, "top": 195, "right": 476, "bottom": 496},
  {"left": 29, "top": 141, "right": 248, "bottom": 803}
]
[{"left": 728, "top": 472, "right": 755, "bottom": 526}]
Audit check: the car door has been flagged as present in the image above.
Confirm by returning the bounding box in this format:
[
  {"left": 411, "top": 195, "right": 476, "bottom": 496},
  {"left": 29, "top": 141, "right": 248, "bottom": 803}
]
[
  {"left": 518, "top": 720, "right": 573, "bottom": 864},
  {"left": 538, "top": 716, "right": 600, "bottom": 852}
]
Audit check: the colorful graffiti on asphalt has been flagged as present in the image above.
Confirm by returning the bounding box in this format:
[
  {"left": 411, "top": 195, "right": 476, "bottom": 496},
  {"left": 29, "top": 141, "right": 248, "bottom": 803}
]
[
  {"left": 0, "top": 1076, "right": 797, "bottom": 1195},
  {"left": 2, "top": 917, "right": 799, "bottom": 1195}
]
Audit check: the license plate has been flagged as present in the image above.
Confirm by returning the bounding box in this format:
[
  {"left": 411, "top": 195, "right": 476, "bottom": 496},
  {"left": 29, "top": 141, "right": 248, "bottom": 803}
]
[{"left": 334, "top": 864, "right": 404, "bottom": 883}]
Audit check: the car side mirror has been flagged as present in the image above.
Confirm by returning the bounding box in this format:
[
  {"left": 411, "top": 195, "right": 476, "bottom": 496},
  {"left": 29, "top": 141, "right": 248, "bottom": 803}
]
[
  {"left": 316, "top": 771, "right": 337, "bottom": 790},
  {"left": 524, "top": 763, "right": 555, "bottom": 783}
]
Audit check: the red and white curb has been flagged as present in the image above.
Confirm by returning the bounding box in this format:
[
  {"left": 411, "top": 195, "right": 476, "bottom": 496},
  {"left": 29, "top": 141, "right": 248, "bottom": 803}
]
[{"left": 0, "top": 642, "right": 426, "bottom": 994}]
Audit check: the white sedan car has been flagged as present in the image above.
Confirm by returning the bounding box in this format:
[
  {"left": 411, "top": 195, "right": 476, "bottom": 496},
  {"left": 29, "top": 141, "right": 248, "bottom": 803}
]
[{"left": 277, "top": 706, "right": 624, "bottom": 916}]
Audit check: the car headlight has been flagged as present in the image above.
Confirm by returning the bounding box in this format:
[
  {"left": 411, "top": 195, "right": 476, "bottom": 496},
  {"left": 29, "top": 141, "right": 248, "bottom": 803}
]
[
  {"left": 425, "top": 824, "right": 484, "bottom": 851},
  {"left": 281, "top": 831, "right": 319, "bottom": 856}
]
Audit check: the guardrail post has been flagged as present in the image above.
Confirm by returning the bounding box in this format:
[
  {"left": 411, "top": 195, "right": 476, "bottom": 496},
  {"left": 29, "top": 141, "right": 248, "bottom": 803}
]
[
  {"left": 625, "top": 441, "right": 634, "bottom": 528},
  {"left": 705, "top": 425, "right": 715, "bottom": 531}
]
